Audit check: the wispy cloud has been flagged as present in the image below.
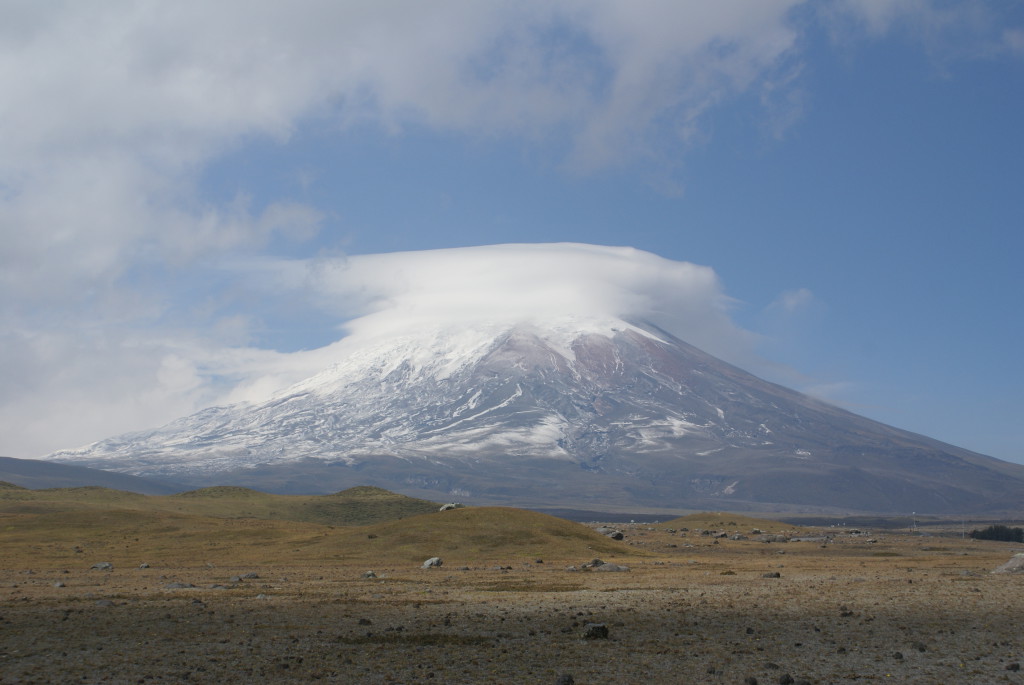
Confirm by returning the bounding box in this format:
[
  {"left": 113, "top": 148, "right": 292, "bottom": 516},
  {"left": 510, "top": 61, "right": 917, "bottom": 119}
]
[{"left": 768, "top": 287, "right": 818, "bottom": 315}]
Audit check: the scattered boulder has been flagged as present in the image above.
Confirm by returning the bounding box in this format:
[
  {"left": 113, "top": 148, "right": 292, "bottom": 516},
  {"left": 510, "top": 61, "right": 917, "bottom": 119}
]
[
  {"left": 164, "top": 582, "right": 195, "bottom": 589},
  {"left": 595, "top": 526, "right": 624, "bottom": 540},
  {"left": 762, "top": 572, "right": 781, "bottom": 578},
  {"left": 422, "top": 557, "right": 443, "bottom": 568},
  {"left": 53, "top": 581, "right": 65, "bottom": 588},
  {"left": 90, "top": 562, "right": 113, "bottom": 571},
  {"left": 582, "top": 558, "right": 629, "bottom": 572},
  {"left": 362, "top": 571, "right": 377, "bottom": 579},
  {"left": 94, "top": 599, "right": 115, "bottom": 607},
  {"left": 581, "top": 623, "right": 609, "bottom": 639},
  {"left": 138, "top": 562, "right": 150, "bottom": 569},
  {"left": 555, "top": 674, "right": 575, "bottom": 685},
  {"left": 593, "top": 563, "right": 630, "bottom": 572},
  {"left": 991, "top": 552, "right": 1024, "bottom": 574},
  {"left": 757, "top": 534, "right": 789, "bottom": 543}
]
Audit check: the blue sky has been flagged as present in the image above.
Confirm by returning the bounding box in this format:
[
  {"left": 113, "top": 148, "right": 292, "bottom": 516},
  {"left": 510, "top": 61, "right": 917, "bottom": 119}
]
[{"left": 1, "top": 1, "right": 1022, "bottom": 464}]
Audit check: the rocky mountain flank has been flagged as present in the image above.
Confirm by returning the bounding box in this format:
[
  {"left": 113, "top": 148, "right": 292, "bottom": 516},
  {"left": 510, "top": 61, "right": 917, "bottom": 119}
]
[{"left": 47, "top": 319, "right": 1024, "bottom": 514}]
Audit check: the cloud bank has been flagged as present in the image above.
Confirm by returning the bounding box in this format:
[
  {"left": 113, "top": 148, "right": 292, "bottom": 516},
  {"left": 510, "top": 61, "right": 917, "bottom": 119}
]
[{"left": 303, "top": 243, "right": 752, "bottom": 350}]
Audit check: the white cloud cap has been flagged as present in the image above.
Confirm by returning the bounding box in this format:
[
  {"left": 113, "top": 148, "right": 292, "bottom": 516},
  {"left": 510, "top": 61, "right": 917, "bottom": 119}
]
[{"left": 288, "top": 244, "right": 755, "bottom": 360}]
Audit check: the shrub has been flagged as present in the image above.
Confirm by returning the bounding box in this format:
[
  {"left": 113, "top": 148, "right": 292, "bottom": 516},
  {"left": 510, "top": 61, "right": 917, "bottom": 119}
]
[{"left": 969, "top": 524, "right": 1024, "bottom": 542}]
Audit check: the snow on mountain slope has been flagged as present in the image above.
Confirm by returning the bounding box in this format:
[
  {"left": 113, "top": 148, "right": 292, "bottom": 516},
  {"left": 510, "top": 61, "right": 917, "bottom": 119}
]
[
  {"left": 45, "top": 314, "right": 1024, "bottom": 514},
  {"left": 49, "top": 317, "right": 672, "bottom": 473}
]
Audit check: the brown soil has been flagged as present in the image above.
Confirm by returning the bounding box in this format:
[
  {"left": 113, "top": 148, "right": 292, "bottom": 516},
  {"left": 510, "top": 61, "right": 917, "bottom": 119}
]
[{"left": 2, "top": 519, "right": 1023, "bottom": 683}]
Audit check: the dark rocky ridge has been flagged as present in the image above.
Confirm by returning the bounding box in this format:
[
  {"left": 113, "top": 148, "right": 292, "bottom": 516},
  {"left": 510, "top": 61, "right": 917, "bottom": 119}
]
[{"left": 0, "top": 456, "right": 180, "bottom": 494}]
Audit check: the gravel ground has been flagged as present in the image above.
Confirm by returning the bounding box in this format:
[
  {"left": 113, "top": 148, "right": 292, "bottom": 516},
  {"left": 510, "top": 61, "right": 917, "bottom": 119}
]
[{"left": 2, "top": 531, "right": 1023, "bottom": 683}]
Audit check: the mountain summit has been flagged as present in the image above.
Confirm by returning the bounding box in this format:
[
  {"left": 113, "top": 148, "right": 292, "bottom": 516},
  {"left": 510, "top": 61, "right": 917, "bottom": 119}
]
[{"left": 47, "top": 315, "right": 1024, "bottom": 514}]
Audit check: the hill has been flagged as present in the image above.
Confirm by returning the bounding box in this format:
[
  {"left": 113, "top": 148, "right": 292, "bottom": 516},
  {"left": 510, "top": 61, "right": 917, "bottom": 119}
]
[
  {"left": 334, "top": 506, "right": 636, "bottom": 566},
  {"left": 0, "top": 489, "right": 633, "bottom": 567},
  {"left": 659, "top": 511, "right": 808, "bottom": 535}
]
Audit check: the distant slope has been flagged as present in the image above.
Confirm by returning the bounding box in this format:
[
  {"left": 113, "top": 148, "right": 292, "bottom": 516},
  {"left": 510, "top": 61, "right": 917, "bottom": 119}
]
[
  {"left": 0, "top": 482, "right": 440, "bottom": 526},
  {"left": 0, "top": 456, "right": 181, "bottom": 494}
]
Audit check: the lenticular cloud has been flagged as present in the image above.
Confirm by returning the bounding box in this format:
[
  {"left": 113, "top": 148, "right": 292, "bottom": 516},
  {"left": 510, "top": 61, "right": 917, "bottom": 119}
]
[{"left": 307, "top": 243, "right": 754, "bottom": 362}]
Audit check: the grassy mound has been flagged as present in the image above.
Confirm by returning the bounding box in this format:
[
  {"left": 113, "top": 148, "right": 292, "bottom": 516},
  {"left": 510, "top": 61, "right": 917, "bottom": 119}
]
[
  {"left": 333, "top": 506, "right": 637, "bottom": 566},
  {"left": 659, "top": 511, "right": 802, "bottom": 534}
]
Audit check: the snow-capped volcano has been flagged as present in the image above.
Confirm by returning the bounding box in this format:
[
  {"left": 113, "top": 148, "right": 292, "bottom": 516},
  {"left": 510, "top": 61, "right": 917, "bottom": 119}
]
[
  {"left": 49, "top": 316, "right": 685, "bottom": 474},
  {"left": 48, "top": 313, "right": 1024, "bottom": 515}
]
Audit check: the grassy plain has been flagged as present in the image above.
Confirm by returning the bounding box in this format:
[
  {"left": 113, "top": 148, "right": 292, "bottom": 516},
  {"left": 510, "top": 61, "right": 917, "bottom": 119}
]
[{"left": 1, "top": 484, "right": 1022, "bottom": 683}]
